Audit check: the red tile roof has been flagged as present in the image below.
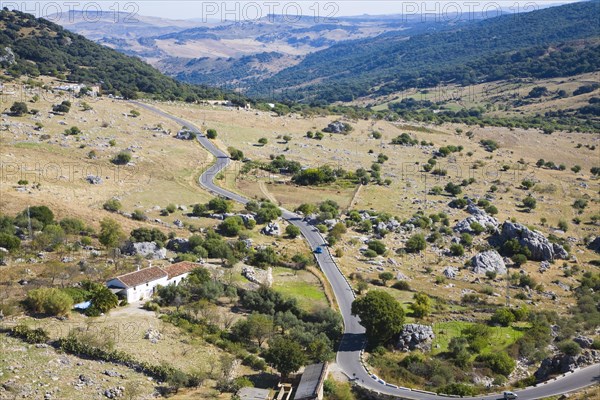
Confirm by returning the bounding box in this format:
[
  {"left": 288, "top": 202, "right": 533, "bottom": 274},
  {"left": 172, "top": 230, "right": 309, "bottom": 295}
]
[
  {"left": 114, "top": 266, "right": 167, "bottom": 288},
  {"left": 163, "top": 261, "right": 200, "bottom": 280}
]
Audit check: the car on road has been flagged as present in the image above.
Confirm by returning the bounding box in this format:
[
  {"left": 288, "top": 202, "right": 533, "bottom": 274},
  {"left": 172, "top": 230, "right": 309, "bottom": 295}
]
[
  {"left": 314, "top": 247, "right": 323, "bottom": 254},
  {"left": 503, "top": 391, "right": 518, "bottom": 399}
]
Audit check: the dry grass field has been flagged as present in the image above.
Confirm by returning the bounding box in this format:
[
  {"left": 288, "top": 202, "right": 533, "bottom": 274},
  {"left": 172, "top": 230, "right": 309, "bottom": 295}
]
[{"left": 153, "top": 97, "right": 599, "bottom": 317}]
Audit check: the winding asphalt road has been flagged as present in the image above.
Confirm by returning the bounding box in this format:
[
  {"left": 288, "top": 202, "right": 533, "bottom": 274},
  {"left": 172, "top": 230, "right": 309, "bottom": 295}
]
[{"left": 134, "top": 101, "right": 600, "bottom": 400}]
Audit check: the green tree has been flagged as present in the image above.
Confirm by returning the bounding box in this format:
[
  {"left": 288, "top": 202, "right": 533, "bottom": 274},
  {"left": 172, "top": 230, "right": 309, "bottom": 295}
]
[
  {"left": 264, "top": 336, "right": 307, "bottom": 378},
  {"left": 285, "top": 224, "right": 301, "bottom": 238},
  {"left": 206, "top": 129, "right": 217, "bottom": 139},
  {"left": 379, "top": 272, "right": 394, "bottom": 286},
  {"left": 86, "top": 286, "right": 119, "bottom": 316},
  {"left": 99, "top": 218, "right": 125, "bottom": 249},
  {"left": 21, "top": 205, "right": 54, "bottom": 227},
  {"left": 410, "top": 292, "right": 432, "bottom": 318},
  {"left": 490, "top": 307, "right": 515, "bottom": 326},
  {"left": 351, "top": 290, "right": 405, "bottom": 346},
  {"left": 219, "top": 216, "right": 244, "bottom": 237},
  {"left": 208, "top": 198, "right": 232, "bottom": 214},
  {"left": 10, "top": 101, "right": 28, "bottom": 116}
]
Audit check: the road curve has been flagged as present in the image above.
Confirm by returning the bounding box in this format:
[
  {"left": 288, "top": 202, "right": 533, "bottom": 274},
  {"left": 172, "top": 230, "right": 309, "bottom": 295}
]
[{"left": 133, "top": 101, "right": 600, "bottom": 400}]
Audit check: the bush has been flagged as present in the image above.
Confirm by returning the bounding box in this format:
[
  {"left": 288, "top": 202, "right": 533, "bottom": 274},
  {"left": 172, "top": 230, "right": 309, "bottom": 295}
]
[
  {"left": 112, "top": 151, "right": 132, "bottom": 165},
  {"left": 558, "top": 340, "right": 581, "bottom": 356},
  {"left": 490, "top": 307, "right": 515, "bottom": 326},
  {"left": 103, "top": 199, "right": 122, "bottom": 212},
  {"left": 10, "top": 325, "right": 49, "bottom": 344},
  {"left": 25, "top": 288, "right": 73, "bottom": 316},
  {"left": 10, "top": 101, "right": 28, "bottom": 116},
  {"left": 449, "top": 243, "right": 464, "bottom": 256},
  {"left": 0, "top": 233, "right": 21, "bottom": 250},
  {"left": 285, "top": 224, "right": 301, "bottom": 238},
  {"left": 392, "top": 281, "right": 411, "bottom": 291},
  {"left": 476, "top": 352, "right": 515, "bottom": 376},
  {"left": 206, "top": 129, "right": 217, "bottom": 139},
  {"left": 406, "top": 234, "right": 426, "bottom": 253},
  {"left": 440, "top": 383, "right": 476, "bottom": 396},
  {"left": 368, "top": 240, "right": 386, "bottom": 255}
]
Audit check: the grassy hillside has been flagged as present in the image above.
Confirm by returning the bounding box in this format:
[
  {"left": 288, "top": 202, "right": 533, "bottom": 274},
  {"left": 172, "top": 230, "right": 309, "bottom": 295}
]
[
  {"left": 251, "top": 0, "right": 600, "bottom": 103},
  {"left": 0, "top": 9, "right": 239, "bottom": 101}
]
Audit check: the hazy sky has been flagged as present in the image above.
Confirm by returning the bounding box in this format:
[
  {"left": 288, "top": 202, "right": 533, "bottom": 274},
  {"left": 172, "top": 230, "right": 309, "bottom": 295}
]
[{"left": 5, "top": 0, "right": 585, "bottom": 21}]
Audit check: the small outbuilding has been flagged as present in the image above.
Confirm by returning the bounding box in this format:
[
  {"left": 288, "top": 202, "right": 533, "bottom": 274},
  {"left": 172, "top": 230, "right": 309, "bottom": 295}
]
[
  {"left": 294, "top": 363, "right": 328, "bottom": 400},
  {"left": 237, "top": 387, "right": 271, "bottom": 400}
]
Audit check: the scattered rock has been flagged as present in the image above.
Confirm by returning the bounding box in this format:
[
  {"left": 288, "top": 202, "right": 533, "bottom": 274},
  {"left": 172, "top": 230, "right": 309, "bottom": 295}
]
[
  {"left": 121, "top": 242, "right": 166, "bottom": 260},
  {"left": 499, "top": 221, "right": 568, "bottom": 261},
  {"left": 104, "top": 386, "right": 125, "bottom": 398},
  {"left": 261, "top": 222, "right": 280, "bottom": 236},
  {"left": 144, "top": 328, "right": 162, "bottom": 344},
  {"left": 323, "top": 120, "right": 351, "bottom": 134},
  {"left": 443, "top": 267, "right": 458, "bottom": 279},
  {"left": 573, "top": 336, "right": 594, "bottom": 349},
  {"left": 85, "top": 175, "right": 103, "bottom": 184},
  {"left": 470, "top": 250, "right": 507, "bottom": 275},
  {"left": 397, "top": 324, "right": 434, "bottom": 352},
  {"left": 242, "top": 265, "right": 273, "bottom": 287}
]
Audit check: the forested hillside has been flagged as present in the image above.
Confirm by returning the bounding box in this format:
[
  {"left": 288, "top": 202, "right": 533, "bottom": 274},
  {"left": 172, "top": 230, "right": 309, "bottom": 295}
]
[
  {"left": 0, "top": 8, "right": 237, "bottom": 101},
  {"left": 250, "top": 1, "right": 600, "bottom": 103}
]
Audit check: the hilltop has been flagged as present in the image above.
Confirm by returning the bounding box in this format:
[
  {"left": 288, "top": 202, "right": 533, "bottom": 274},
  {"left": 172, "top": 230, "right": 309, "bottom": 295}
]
[
  {"left": 0, "top": 8, "right": 238, "bottom": 101},
  {"left": 250, "top": 1, "right": 600, "bottom": 103}
]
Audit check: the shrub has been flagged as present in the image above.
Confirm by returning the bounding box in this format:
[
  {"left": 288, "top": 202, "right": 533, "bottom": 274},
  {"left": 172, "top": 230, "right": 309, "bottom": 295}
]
[
  {"left": 450, "top": 243, "right": 464, "bottom": 256},
  {"left": 10, "top": 101, "right": 28, "bottom": 116},
  {"left": 112, "top": 151, "right": 132, "bottom": 165},
  {"left": 206, "top": 129, "right": 217, "bottom": 139},
  {"left": 392, "top": 281, "right": 411, "bottom": 291},
  {"left": 103, "top": 199, "right": 122, "bottom": 212},
  {"left": 285, "top": 225, "right": 301, "bottom": 238},
  {"left": 10, "top": 325, "right": 49, "bottom": 344},
  {"left": 0, "top": 233, "right": 21, "bottom": 250},
  {"left": 558, "top": 219, "right": 569, "bottom": 232},
  {"left": 490, "top": 307, "right": 515, "bottom": 326},
  {"left": 25, "top": 288, "right": 73, "bottom": 316},
  {"left": 368, "top": 240, "right": 386, "bottom": 255},
  {"left": 476, "top": 352, "right": 515, "bottom": 376},
  {"left": 406, "top": 234, "right": 426, "bottom": 253},
  {"left": 558, "top": 340, "right": 581, "bottom": 356}
]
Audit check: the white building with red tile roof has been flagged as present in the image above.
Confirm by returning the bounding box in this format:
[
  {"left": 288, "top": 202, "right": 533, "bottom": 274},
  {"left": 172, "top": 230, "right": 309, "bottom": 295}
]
[{"left": 106, "top": 262, "right": 202, "bottom": 303}]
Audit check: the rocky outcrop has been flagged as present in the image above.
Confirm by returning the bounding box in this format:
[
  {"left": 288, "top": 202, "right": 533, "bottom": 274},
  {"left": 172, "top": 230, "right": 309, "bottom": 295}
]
[
  {"left": 144, "top": 328, "right": 162, "bottom": 344},
  {"left": 396, "top": 324, "right": 434, "bottom": 351},
  {"left": 499, "top": 221, "right": 568, "bottom": 261},
  {"left": 573, "top": 336, "right": 594, "bottom": 349},
  {"left": 121, "top": 242, "right": 166, "bottom": 259},
  {"left": 0, "top": 47, "right": 16, "bottom": 65},
  {"left": 534, "top": 350, "right": 600, "bottom": 381},
  {"left": 261, "top": 222, "right": 280, "bottom": 236},
  {"left": 175, "top": 129, "right": 195, "bottom": 140},
  {"left": 454, "top": 205, "right": 498, "bottom": 234},
  {"left": 587, "top": 236, "right": 600, "bottom": 254},
  {"left": 443, "top": 267, "right": 458, "bottom": 279},
  {"left": 470, "top": 250, "right": 506, "bottom": 275},
  {"left": 323, "top": 120, "right": 351, "bottom": 134},
  {"left": 242, "top": 265, "right": 273, "bottom": 287},
  {"left": 85, "top": 175, "right": 103, "bottom": 184}
]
